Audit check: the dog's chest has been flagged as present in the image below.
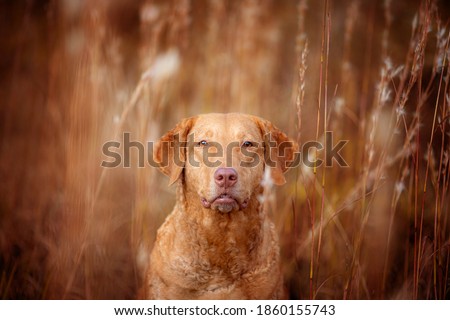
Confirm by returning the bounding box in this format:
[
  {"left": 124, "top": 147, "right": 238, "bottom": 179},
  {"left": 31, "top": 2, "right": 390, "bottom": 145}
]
[{"left": 167, "top": 218, "right": 261, "bottom": 286}]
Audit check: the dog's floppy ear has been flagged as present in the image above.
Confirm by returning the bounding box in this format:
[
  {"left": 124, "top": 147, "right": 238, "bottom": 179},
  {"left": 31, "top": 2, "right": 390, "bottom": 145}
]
[
  {"left": 253, "top": 116, "right": 298, "bottom": 185},
  {"left": 154, "top": 116, "right": 197, "bottom": 185}
]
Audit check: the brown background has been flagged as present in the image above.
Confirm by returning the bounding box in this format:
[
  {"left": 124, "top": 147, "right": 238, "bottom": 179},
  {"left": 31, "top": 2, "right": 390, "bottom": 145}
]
[{"left": 0, "top": 0, "right": 449, "bottom": 299}]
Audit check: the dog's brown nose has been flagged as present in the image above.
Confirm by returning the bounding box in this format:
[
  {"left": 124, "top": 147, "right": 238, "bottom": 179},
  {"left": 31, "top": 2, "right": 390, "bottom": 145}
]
[{"left": 214, "top": 168, "right": 238, "bottom": 188}]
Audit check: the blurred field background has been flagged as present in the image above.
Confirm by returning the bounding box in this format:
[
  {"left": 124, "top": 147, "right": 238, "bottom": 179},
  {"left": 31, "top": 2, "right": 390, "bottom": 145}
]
[{"left": 1, "top": 0, "right": 449, "bottom": 299}]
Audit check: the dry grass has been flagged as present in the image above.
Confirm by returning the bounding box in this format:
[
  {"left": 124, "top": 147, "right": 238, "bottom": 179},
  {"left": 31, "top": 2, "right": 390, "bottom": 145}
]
[{"left": 0, "top": 0, "right": 449, "bottom": 299}]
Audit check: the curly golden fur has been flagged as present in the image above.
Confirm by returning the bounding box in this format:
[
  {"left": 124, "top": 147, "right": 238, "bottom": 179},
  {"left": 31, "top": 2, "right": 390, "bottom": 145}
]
[{"left": 142, "top": 113, "right": 296, "bottom": 299}]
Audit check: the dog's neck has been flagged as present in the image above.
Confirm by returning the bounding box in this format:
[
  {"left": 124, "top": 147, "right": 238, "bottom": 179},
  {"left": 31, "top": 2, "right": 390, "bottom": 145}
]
[{"left": 174, "top": 179, "right": 270, "bottom": 269}]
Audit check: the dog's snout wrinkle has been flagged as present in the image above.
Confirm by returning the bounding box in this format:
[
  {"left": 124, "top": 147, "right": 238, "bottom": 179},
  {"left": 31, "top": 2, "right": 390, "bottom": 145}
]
[{"left": 214, "top": 168, "right": 238, "bottom": 188}]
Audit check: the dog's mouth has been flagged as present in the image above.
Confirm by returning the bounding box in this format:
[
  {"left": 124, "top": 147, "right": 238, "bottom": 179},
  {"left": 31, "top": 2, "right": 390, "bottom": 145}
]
[{"left": 201, "top": 193, "right": 249, "bottom": 213}]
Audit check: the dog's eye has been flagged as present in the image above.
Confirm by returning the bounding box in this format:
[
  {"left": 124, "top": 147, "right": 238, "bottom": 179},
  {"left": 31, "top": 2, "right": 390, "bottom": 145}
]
[
  {"left": 242, "top": 141, "right": 253, "bottom": 148},
  {"left": 198, "top": 140, "right": 208, "bottom": 146}
]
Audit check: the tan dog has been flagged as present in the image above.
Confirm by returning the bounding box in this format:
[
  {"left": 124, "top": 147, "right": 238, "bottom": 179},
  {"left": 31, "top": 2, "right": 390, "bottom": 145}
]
[{"left": 143, "top": 113, "right": 297, "bottom": 299}]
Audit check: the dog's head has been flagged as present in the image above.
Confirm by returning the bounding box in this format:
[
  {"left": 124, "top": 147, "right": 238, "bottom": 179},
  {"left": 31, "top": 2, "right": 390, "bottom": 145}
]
[{"left": 154, "top": 113, "right": 297, "bottom": 213}]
